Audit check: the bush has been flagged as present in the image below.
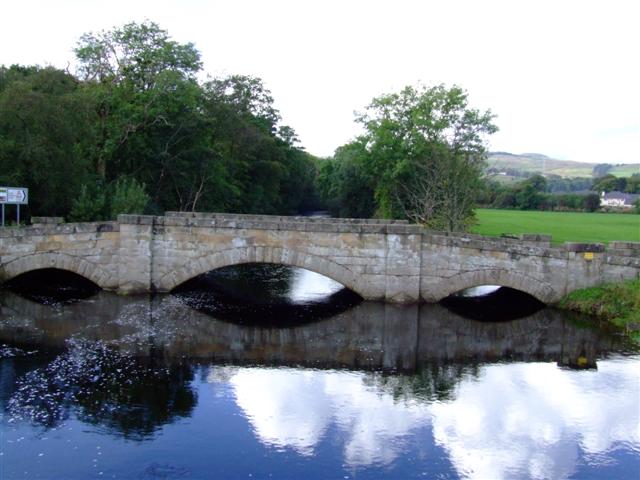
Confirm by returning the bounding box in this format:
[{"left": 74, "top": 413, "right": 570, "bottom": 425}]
[
  {"left": 68, "top": 178, "right": 149, "bottom": 221},
  {"left": 110, "top": 178, "right": 149, "bottom": 217},
  {"left": 68, "top": 183, "right": 107, "bottom": 221}
]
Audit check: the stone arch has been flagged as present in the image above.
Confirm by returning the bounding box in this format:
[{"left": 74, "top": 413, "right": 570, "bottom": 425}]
[
  {"left": 157, "top": 246, "right": 365, "bottom": 297},
  {"left": 0, "top": 252, "right": 116, "bottom": 289},
  {"left": 426, "top": 269, "right": 556, "bottom": 304}
]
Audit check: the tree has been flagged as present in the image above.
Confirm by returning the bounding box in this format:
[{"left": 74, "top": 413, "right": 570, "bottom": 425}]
[
  {"left": 624, "top": 174, "right": 640, "bottom": 194},
  {"left": 583, "top": 193, "right": 601, "bottom": 212},
  {"left": 0, "top": 66, "right": 95, "bottom": 216},
  {"left": 201, "top": 75, "right": 315, "bottom": 215},
  {"left": 0, "top": 22, "right": 322, "bottom": 221},
  {"left": 592, "top": 174, "right": 625, "bottom": 193},
  {"left": 513, "top": 175, "right": 547, "bottom": 210},
  {"left": 355, "top": 84, "right": 497, "bottom": 230},
  {"left": 74, "top": 21, "right": 202, "bottom": 179},
  {"left": 317, "top": 139, "right": 375, "bottom": 218}
]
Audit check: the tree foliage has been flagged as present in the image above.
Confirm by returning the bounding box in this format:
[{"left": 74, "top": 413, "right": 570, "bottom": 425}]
[
  {"left": 0, "top": 66, "right": 95, "bottom": 217},
  {"left": 321, "top": 84, "right": 497, "bottom": 230},
  {"left": 0, "top": 22, "right": 320, "bottom": 221},
  {"left": 317, "top": 140, "right": 375, "bottom": 218}
]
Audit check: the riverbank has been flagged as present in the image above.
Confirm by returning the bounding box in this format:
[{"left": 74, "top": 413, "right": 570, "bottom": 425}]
[{"left": 559, "top": 278, "right": 640, "bottom": 342}]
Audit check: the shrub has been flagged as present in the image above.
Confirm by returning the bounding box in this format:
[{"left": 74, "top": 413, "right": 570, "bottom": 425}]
[{"left": 110, "top": 178, "right": 149, "bottom": 217}]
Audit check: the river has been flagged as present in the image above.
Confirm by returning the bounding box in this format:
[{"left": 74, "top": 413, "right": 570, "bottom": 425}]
[{"left": 0, "top": 266, "right": 638, "bottom": 479}]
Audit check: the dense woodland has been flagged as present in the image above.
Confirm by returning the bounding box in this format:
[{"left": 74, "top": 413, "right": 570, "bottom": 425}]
[
  {"left": 0, "top": 22, "right": 636, "bottom": 231},
  {"left": 0, "top": 22, "right": 319, "bottom": 221}
]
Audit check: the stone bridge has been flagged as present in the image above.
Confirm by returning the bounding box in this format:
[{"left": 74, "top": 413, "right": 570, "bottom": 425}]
[{"left": 0, "top": 212, "right": 638, "bottom": 304}]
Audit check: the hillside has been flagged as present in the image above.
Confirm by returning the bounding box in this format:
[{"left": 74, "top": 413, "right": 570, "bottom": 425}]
[{"left": 487, "top": 152, "right": 639, "bottom": 179}]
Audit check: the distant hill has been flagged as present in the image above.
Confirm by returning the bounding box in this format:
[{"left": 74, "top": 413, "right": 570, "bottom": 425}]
[{"left": 487, "top": 152, "right": 639, "bottom": 179}]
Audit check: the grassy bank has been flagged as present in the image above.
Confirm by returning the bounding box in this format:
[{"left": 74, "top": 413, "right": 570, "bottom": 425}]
[
  {"left": 559, "top": 278, "right": 640, "bottom": 342},
  {"left": 472, "top": 209, "right": 640, "bottom": 244}
]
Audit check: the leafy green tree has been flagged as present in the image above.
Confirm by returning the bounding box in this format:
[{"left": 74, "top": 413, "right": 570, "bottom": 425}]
[
  {"left": 317, "top": 140, "right": 375, "bottom": 218},
  {"left": 201, "top": 75, "right": 315, "bottom": 214},
  {"left": 74, "top": 21, "right": 203, "bottom": 180},
  {"left": 1, "top": 22, "right": 321, "bottom": 221},
  {"left": 355, "top": 84, "right": 497, "bottom": 230},
  {"left": 69, "top": 182, "right": 108, "bottom": 221},
  {"left": 625, "top": 174, "right": 640, "bottom": 194},
  {"left": 110, "top": 177, "right": 149, "bottom": 216},
  {"left": 0, "top": 66, "right": 95, "bottom": 216},
  {"left": 592, "top": 174, "right": 626, "bottom": 193},
  {"left": 512, "top": 175, "right": 547, "bottom": 210},
  {"left": 583, "top": 193, "right": 601, "bottom": 212}
]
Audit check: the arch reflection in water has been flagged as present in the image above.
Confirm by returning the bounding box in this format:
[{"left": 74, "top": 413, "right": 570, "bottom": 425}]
[
  {"left": 171, "top": 263, "right": 362, "bottom": 325},
  {"left": 0, "top": 291, "right": 638, "bottom": 479},
  {"left": 440, "top": 285, "right": 546, "bottom": 322},
  {"left": 0, "top": 291, "right": 630, "bottom": 369}
]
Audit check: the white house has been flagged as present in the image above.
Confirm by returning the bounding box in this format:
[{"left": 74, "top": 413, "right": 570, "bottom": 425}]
[{"left": 600, "top": 191, "right": 640, "bottom": 208}]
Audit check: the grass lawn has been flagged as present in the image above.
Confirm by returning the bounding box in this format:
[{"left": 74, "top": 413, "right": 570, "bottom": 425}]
[{"left": 471, "top": 209, "right": 640, "bottom": 244}]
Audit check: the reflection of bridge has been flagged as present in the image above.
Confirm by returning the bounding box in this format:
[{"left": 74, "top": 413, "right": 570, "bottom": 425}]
[
  {"left": 0, "top": 212, "right": 638, "bottom": 304},
  {"left": 0, "top": 291, "right": 623, "bottom": 370}
]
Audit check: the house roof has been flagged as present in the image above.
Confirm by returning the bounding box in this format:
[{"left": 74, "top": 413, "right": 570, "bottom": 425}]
[{"left": 601, "top": 191, "right": 640, "bottom": 204}]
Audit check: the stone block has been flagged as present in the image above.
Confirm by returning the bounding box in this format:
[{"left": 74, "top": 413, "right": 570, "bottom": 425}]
[
  {"left": 31, "top": 217, "right": 64, "bottom": 225},
  {"left": 519, "top": 233, "right": 553, "bottom": 243},
  {"left": 609, "top": 241, "right": 640, "bottom": 253}
]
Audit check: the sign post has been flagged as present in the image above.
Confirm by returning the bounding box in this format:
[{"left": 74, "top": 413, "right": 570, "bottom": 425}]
[{"left": 0, "top": 187, "right": 29, "bottom": 226}]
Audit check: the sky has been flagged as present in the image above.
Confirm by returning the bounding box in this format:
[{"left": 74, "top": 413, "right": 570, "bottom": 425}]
[{"left": 2, "top": 0, "right": 639, "bottom": 163}]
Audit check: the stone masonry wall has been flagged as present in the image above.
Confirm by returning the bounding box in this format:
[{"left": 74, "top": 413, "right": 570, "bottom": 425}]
[
  {"left": 0, "top": 222, "right": 120, "bottom": 289},
  {"left": 0, "top": 213, "right": 638, "bottom": 304}
]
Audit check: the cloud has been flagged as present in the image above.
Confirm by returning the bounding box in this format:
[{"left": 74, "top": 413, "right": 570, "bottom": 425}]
[{"left": 2, "top": 0, "right": 639, "bottom": 162}]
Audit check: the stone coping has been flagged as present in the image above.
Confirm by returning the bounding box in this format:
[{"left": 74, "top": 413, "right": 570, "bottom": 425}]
[
  {"left": 0, "top": 221, "right": 119, "bottom": 238},
  {"left": 164, "top": 211, "right": 409, "bottom": 225}
]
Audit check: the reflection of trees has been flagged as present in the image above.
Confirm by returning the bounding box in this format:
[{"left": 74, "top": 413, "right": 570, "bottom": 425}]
[
  {"left": 175, "top": 264, "right": 296, "bottom": 304},
  {"left": 363, "top": 363, "right": 481, "bottom": 403},
  {"left": 7, "top": 338, "right": 196, "bottom": 439}
]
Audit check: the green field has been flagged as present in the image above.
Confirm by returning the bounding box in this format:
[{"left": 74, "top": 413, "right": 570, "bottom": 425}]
[{"left": 471, "top": 209, "right": 640, "bottom": 244}]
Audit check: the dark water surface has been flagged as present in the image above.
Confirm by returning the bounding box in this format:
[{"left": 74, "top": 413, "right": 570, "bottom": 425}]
[{"left": 0, "top": 267, "right": 639, "bottom": 479}]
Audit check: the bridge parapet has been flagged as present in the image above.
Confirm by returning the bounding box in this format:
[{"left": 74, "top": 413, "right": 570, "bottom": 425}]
[
  {"left": 120, "top": 214, "right": 416, "bottom": 234},
  {"left": 0, "top": 221, "right": 119, "bottom": 238},
  {"left": 164, "top": 211, "right": 409, "bottom": 225}
]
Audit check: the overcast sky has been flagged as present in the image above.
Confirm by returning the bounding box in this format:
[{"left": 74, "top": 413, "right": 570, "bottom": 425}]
[{"left": 2, "top": 0, "right": 639, "bottom": 163}]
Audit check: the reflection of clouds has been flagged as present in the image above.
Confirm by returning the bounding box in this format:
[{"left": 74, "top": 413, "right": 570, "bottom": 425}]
[
  {"left": 229, "top": 368, "right": 334, "bottom": 455},
  {"left": 220, "top": 367, "right": 430, "bottom": 464},
  {"left": 211, "top": 358, "right": 640, "bottom": 476},
  {"left": 323, "top": 373, "right": 430, "bottom": 466},
  {"left": 431, "top": 359, "right": 640, "bottom": 480}
]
